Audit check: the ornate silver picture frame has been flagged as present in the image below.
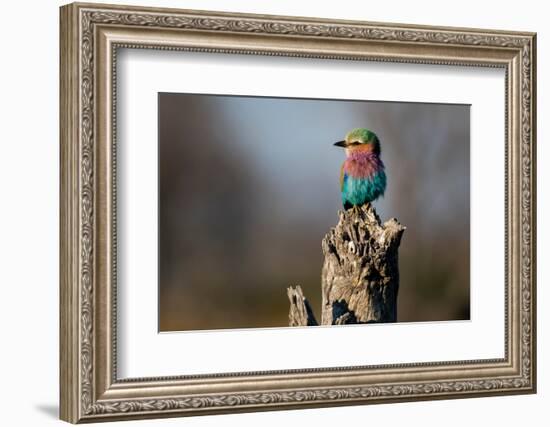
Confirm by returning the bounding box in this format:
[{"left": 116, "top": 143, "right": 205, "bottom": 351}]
[{"left": 60, "top": 2, "right": 536, "bottom": 423}]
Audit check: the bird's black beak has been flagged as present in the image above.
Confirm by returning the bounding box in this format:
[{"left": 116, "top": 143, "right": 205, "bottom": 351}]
[{"left": 333, "top": 140, "right": 347, "bottom": 148}]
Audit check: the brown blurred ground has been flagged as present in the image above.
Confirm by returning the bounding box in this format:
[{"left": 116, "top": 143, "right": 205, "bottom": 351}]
[{"left": 158, "top": 93, "right": 470, "bottom": 331}]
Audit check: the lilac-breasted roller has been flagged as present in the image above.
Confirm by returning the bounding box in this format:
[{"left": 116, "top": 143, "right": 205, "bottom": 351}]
[{"left": 334, "top": 128, "right": 386, "bottom": 210}]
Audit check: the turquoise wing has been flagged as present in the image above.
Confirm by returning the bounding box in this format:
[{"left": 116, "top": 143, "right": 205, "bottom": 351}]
[{"left": 339, "top": 164, "right": 346, "bottom": 192}]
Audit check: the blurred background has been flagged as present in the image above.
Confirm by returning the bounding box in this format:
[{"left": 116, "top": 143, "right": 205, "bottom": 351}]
[{"left": 158, "top": 93, "right": 470, "bottom": 332}]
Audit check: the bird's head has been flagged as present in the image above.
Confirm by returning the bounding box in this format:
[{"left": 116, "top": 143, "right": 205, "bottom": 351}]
[{"left": 334, "top": 128, "right": 381, "bottom": 156}]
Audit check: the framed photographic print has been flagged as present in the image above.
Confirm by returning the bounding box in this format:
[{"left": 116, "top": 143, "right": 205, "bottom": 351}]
[{"left": 59, "top": 2, "right": 537, "bottom": 423}]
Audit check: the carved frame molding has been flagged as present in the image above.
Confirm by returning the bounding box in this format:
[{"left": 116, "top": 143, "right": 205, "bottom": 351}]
[{"left": 60, "top": 2, "right": 536, "bottom": 423}]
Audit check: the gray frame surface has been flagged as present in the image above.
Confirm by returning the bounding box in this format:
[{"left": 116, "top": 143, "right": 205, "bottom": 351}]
[{"left": 60, "top": 2, "right": 536, "bottom": 423}]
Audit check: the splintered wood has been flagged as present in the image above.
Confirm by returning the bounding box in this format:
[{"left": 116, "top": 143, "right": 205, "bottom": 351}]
[{"left": 287, "top": 204, "right": 405, "bottom": 326}]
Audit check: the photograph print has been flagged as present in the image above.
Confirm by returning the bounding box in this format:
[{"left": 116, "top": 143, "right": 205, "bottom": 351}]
[{"left": 158, "top": 93, "right": 470, "bottom": 332}]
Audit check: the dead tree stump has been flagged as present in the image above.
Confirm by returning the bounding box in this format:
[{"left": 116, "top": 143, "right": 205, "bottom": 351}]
[
  {"left": 287, "top": 204, "right": 405, "bottom": 326},
  {"left": 287, "top": 286, "right": 318, "bottom": 326}
]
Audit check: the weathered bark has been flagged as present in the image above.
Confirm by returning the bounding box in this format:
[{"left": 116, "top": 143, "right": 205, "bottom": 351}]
[
  {"left": 287, "top": 285, "right": 318, "bottom": 326},
  {"left": 288, "top": 204, "right": 405, "bottom": 326}
]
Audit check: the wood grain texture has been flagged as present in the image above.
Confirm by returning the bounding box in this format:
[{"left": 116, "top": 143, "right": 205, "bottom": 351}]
[
  {"left": 287, "top": 285, "right": 319, "bottom": 326},
  {"left": 288, "top": 204, "right": 405, "bottom": 327}
]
